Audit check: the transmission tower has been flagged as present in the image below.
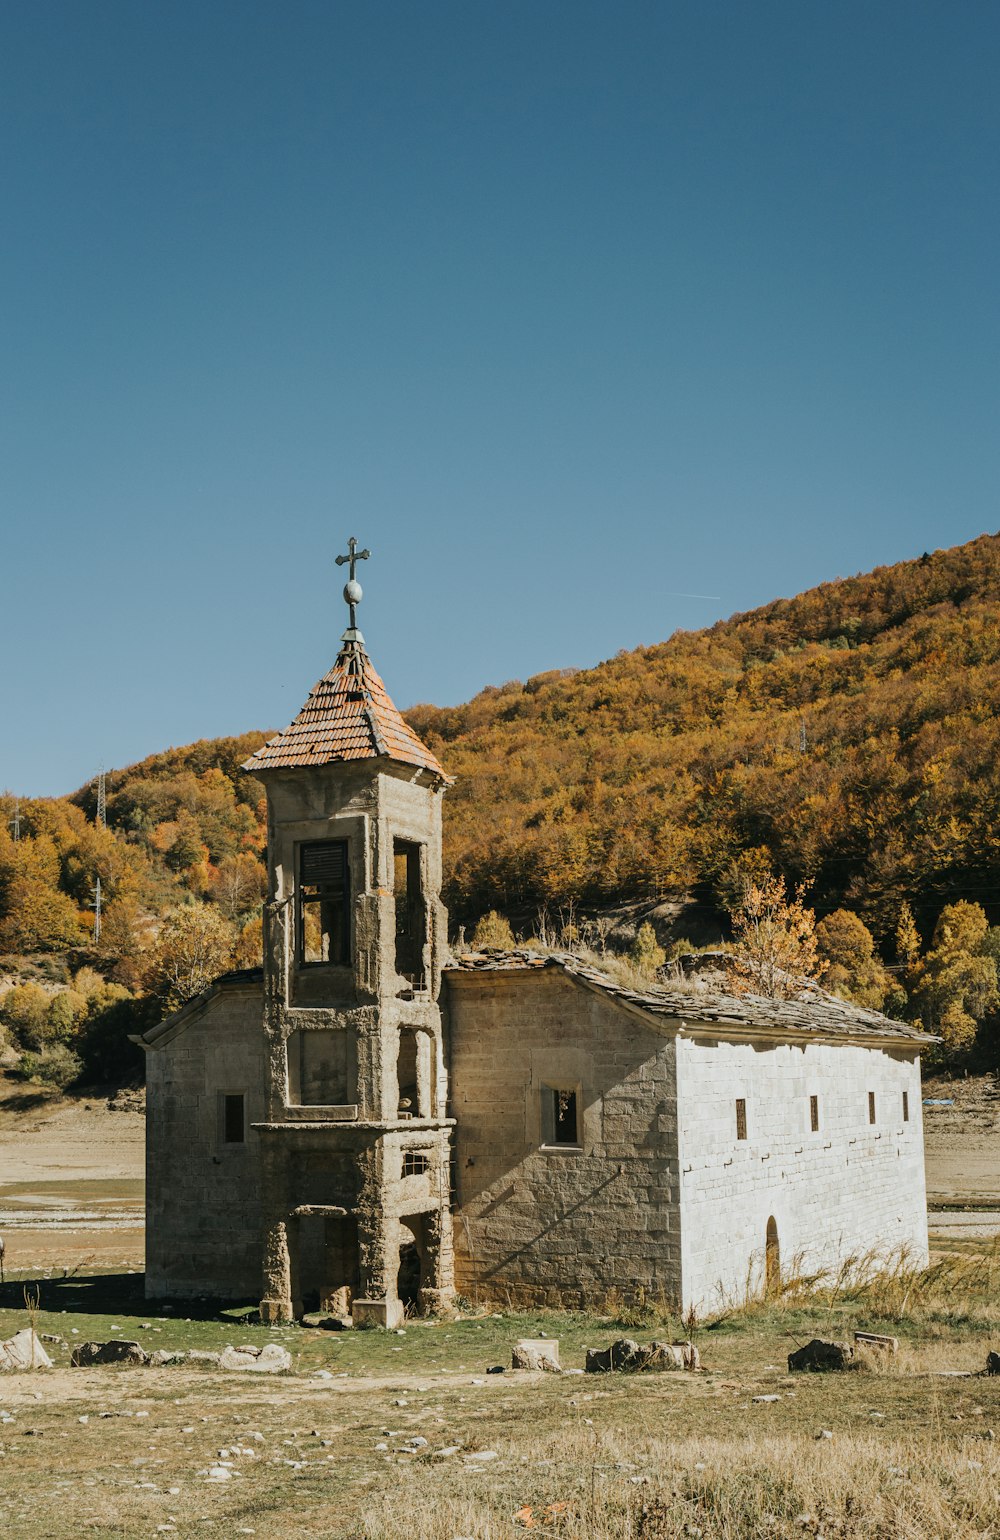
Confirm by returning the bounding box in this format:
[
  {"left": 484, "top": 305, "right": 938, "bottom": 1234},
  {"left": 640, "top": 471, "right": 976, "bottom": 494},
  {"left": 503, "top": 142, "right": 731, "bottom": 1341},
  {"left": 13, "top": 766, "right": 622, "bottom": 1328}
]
[
  {"left": 8, "top": 797, "right": 20, "bottom": 842},
  {"left": 95, "top": 765, "right": 107, "bottom": 829},
  {"left": 92, "top": 876, "right": 102, "bottom": 945}
]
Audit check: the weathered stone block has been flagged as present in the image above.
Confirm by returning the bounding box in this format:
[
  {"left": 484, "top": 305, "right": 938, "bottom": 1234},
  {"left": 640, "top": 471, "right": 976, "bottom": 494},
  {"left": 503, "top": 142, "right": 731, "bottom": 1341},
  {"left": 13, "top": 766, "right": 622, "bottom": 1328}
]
[
  {"left": 0, "top": 1330, "right": 52, "bottom": 1371},
  {"left": 71, "top": 1340, "right": 149, "bottom": 1368},
  {"left": 511, "top": 1338, "right": 560, "bottom": 1372},
  {"left": 788, "top": 1338, "right": 854, "bottom": 1373}
]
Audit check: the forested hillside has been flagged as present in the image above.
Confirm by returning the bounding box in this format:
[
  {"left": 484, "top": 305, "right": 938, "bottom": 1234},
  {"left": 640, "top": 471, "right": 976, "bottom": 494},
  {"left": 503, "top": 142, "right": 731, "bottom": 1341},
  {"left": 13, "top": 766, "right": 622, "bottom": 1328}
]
[
  {"left": 410, "top": 531, "right": 1000, "bottom": 944},
  {"left": 5, "top": 530, "right": 1000, "bottom": 1079}
]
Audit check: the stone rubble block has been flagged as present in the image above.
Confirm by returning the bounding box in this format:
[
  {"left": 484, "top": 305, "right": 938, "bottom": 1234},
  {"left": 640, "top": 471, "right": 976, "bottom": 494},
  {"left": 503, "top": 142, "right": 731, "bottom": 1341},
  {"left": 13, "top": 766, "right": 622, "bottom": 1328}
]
[
  {"left": 71, "top": 1340, "right": 149, "bottom": 1368},
  {"left": 511, "top": 1338, "right": 560, "bottom": 1372},
  {"left": 219, "top": 1343, "right": 292, "bottom": 1373},
  {"left": 787, "top": 1338, "right": 854, "bottom": 1373},
  {"left": 0, "top": 1330, "right": 53, "bottom": 1372},
  {"left": 585, "top": 1337, "right": 700, "bottom": 1373}
]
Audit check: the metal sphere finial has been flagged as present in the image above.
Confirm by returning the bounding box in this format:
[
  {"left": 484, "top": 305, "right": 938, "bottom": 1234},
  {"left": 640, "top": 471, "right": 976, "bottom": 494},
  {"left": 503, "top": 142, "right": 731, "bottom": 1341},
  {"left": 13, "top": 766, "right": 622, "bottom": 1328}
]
[{"left": 335, "top": 536, "right": 371, "bottom": 634}]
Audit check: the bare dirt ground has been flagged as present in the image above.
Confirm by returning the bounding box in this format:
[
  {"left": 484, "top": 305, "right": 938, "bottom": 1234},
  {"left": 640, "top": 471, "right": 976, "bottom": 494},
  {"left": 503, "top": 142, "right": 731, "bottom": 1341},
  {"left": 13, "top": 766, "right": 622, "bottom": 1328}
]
[
  {"left": 0, "top": 1079, "right": 144, "bottom": 1271},
  {"left": 922, "top": 1071, "right": 1000, "bottom": 1212}
]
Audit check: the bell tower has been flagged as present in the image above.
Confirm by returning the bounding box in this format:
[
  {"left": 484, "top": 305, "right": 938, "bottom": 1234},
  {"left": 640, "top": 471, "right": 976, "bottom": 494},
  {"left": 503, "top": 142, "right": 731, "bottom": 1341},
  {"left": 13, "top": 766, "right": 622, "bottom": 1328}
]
[{"left": 243, "top": 540, "right": 455, "bottom": 1326}]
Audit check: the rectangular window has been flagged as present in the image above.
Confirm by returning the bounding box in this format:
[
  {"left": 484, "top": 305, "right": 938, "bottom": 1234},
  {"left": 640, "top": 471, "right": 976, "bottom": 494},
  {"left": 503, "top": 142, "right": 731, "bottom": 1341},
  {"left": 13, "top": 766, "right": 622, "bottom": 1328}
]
[
  {"left": 543, "top": 1086, "right": 579, "bottom": 1146},
  {"left": 402, "top": 1151, "right": 429, "bottom": 1177},
  {"left": 299, "top": 840, "right": 350, "bottom": 965},
  {"left": 902, "top": 1090, "right": 909, "bottom": 1122},
  {"left": 222, "top": 1093, "right": 245, "bottom": 1145},
  {"left": 393, "top": 839, "right": 426, "bottom": 987},
  {"left": 810, "top": 1094, "right": 820, "bottom": 1133},
  {"left": 868, "top": 1091, "right": 877, "bottom": 1125},
  {"left": 735, "top": 1098, "right": 747, "bottom": 1141}
]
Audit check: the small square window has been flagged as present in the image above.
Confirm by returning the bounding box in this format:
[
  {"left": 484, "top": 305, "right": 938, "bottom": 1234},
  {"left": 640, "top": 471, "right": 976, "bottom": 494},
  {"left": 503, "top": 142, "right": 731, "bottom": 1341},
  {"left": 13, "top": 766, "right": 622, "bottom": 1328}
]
[
  {"left": 735, "top": 1098, "right": 747, "bottom": 1141},
  {"left": 810, "top": 1094, "right": 820, "bottom": 1133},
  {"left": 222, "top": 1093, "right": 245, "bottom": 1145},
  {"left": 542, "top": 1086, "right": 579, "bottom": 1146},
  {"left": 902, "top": 1090, "right": 909, "bottom": 1123},
  {"left": 402, "top": 1151, "right": 429, "bottom": 1177},
  {"left": 868, "top": 1091, "right": 876, "bottom": 1126}
]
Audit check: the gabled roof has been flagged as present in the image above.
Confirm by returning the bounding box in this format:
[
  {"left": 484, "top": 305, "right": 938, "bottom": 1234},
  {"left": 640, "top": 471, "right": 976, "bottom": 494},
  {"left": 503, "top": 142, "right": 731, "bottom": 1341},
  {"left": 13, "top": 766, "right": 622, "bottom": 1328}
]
[
  {"left": 241, "top": 634, "right": 451, "bottom": 783},
  {"left": 132, "top": 968, "right": 263, "bottom": 1052},
  {"left": 446, "top": 950, "right": 932, "bottom": 1046}
]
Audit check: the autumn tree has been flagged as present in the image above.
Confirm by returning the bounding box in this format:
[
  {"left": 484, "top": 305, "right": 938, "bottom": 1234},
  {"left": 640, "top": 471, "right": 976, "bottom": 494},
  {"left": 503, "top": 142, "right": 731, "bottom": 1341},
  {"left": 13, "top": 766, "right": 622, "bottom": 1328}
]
[
  {"left": 208, "top": 853, "right": 267, "bottom": 921},
  {"left": 0, "top": 832, "right": 85, "bottom": 952},
  {"left": 815, "top": 909, "right": 892, "bottom": 1011},
  {"left": 727, "top": 876, "right": 823, "bottom": 999},
  {"left": 629, "top": 921, "right": 665, "bottom": 979},
  {"left": 912, "top": 900, "right": 999, "bottom": 1053},
  {"left": 144, "top": 905, "right": 236, "bottom": 1012}
]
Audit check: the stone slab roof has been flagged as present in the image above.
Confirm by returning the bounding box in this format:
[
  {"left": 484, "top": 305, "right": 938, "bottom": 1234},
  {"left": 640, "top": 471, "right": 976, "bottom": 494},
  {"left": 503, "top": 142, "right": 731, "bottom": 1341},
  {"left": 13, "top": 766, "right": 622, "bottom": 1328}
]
[
  {"left": 242, "top": 635, "right": 451, "bottom": 783},
  {"left": 446, "top": 949, "right": 931, "bottom": 1045}
]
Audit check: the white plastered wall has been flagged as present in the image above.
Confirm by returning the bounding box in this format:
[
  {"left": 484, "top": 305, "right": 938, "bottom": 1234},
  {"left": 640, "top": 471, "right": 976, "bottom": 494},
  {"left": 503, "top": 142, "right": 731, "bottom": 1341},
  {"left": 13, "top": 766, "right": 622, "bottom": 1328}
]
[{"left": 676, "top": 1031, "right": 928, "bottom": 1314}]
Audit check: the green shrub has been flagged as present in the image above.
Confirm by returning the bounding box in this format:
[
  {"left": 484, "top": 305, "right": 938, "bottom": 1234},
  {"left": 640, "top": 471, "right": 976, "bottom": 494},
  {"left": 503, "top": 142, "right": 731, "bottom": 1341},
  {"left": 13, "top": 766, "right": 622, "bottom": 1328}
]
[
  {"left": 19, "top": 1043, "right": 82, "bottom": 1088},
  {"left": 470, "top": 910, "right": 516, "bottom": 949}
]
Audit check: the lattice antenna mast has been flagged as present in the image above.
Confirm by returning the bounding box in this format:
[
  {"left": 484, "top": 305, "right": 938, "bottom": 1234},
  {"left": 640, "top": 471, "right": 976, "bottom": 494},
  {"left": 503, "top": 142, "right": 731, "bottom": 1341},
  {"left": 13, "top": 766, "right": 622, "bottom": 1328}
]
[
  {"left": 92, "top": 876, "right": 102, "bottom": 945},
  {"left": 94, "top": 765, "right": 107, "bottom": 829},
  {"left": 9, "top": 797, "right": 20, "bottom": 843}
]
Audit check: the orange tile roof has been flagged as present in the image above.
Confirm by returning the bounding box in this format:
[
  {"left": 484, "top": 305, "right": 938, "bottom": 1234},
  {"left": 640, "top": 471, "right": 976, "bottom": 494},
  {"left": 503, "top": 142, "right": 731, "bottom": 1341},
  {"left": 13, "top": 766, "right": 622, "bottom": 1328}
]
[{"left": 242, "top": 635, "right": 451, "bottom": 783}]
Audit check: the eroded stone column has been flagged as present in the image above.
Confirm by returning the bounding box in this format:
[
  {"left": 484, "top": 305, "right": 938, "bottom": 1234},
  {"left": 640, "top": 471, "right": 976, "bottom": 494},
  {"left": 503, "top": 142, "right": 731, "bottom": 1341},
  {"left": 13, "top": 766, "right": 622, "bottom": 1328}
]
[
  {"left": 352, "top": 1143, "right": 403, "bottom": 1328},
  {"left": 259, "top": 1140, "right": 295, "bottom": 1322},
  {"left": 418, "top": 1202, "right": 457, "bottom": 1317}
]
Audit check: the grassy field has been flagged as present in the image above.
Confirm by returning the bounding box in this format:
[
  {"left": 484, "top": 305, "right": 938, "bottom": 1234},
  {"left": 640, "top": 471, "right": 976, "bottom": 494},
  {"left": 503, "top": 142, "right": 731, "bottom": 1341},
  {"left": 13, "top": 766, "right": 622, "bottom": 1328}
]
[{"left": 1, "top": 1255, "right": 1000, "bottom": 1539}]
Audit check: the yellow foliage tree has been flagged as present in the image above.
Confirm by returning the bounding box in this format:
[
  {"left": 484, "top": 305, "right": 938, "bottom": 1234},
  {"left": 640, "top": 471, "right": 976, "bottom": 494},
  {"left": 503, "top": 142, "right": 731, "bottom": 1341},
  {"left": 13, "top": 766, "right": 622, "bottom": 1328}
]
[{"left": 727, "top": 876, "right": 823, "bottom": 1000}]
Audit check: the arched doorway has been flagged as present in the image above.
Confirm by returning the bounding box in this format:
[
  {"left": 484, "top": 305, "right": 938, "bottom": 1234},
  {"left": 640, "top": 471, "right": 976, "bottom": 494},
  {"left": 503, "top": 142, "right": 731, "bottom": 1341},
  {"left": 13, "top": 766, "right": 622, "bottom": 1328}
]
[
  {"left": 397, "top": 1218, "right": 425, "bottom": 1312},
  {"left": 765, "top": 1216, "right": 780, "bottom": 1297}
]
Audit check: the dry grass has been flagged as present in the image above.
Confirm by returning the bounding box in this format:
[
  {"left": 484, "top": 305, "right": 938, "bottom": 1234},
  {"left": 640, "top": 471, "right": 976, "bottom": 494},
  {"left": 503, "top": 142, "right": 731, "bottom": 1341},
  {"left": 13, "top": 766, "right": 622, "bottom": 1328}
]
[
  {"left": 2, "top": 1251, "right": 1000, "bottom": 1538},
  {"left": 360, "top": 1427, "right": 1000, "bottom": 1538}
]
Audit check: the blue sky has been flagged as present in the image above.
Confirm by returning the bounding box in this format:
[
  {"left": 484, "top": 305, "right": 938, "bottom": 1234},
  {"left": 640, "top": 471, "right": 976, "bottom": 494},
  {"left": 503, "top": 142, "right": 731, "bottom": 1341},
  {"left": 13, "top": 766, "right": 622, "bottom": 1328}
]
[{"left": 1, "top": 2, "right": 998, "bottom": 795}]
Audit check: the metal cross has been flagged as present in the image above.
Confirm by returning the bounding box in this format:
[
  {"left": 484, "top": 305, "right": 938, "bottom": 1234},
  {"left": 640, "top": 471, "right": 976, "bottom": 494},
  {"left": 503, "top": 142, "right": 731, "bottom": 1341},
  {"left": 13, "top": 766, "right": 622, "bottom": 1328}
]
[
  {"left": 335, "top": 536, "right": 370, "bottom": 585},
  {"left": 335, "top": 536, "right": 371, "bottom": 631}
]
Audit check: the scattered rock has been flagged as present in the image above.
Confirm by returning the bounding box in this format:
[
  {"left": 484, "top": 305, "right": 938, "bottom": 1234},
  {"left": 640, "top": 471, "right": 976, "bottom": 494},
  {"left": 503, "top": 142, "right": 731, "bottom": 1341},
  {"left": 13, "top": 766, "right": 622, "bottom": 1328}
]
[
  {"left": 512, "top": 1338, "right": 561, "bottom": 1372},
  {"left": 301, "top": 1312, "right": 352, "bottom": 1331},
  {"left": 816, "top": 1428, "right": 834, "bottom": 1440},
  {"left": 71, "top": 1340, "right": 148, "bottom": 1368},
  {"left": 0, "top": 1331, "right": 53, "bottom": 1372},
  {"left": 752, "top": 1394, "right": 782, "bottom": 1404},
  {"left": 648, "top": 1340, "right": 701, "bottom": 1371},
  {"left": 149, "top": 1350, "right": 186, "bottom": 1367},
  {"left": 220, "top": 1343, "right": 291, "bottom": 1373},
  {"left": 788, "top": 1339, "right": 854, "bottom": 1373},
  {"left": 186, "top": 1351, "right": 222, "bottom": 1366},
  {"left": 586, "top": 1338, "right": 701, "bottom": 1373}
]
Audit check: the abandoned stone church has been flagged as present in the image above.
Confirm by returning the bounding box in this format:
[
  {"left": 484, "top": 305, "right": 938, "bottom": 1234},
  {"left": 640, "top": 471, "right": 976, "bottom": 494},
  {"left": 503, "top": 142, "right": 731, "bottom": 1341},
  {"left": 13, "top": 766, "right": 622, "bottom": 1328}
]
[{"left": 139, "top": 552, "right": 930, "bottom": 1324}]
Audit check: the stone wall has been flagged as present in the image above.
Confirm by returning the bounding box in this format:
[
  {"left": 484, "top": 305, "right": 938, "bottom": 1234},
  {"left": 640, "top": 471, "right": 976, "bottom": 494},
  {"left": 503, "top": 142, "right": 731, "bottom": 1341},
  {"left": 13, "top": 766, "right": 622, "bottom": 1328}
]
[
  {"left": 144, "top": 980, "right": 265, "bottom": 1300},
  {"left": 447, "top": 969, "right": 681, "bottom": 1308},
  {"left": 676, "top": 1033, "right": 928, "bottom": 1313}
]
